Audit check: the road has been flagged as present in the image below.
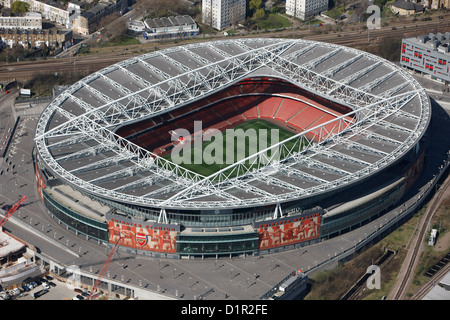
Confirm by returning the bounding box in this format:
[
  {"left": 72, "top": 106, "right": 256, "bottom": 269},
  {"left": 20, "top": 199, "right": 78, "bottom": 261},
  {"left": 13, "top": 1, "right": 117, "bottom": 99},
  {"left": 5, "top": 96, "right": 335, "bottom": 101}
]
[{"left": 0, "top": 89, "right": 447, "bottom": 300}]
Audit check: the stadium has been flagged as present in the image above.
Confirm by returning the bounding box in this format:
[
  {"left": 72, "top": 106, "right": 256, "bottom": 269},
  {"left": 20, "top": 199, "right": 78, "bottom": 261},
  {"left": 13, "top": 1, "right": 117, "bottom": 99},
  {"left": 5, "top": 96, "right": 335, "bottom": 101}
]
[{"left": 33, "top": 38, "right": 431, "bottom": 258}]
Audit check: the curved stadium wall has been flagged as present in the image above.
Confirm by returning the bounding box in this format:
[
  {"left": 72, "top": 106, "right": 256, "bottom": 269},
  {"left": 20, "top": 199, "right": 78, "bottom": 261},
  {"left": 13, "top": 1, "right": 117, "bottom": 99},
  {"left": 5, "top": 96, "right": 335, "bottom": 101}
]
[{"left": 33, "top": 38, "right": 431, "bottom": 257}]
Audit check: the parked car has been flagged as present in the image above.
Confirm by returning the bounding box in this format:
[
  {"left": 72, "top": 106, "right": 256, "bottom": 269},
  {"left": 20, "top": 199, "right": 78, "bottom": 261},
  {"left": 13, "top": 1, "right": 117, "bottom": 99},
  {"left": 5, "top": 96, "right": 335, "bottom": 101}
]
[
  {"left": 0, "top": 291, "right": 9, "bottom": 299},
  {"left": 33, "top": 289, "right": 48, "bottom": 299},
  {"left": 42, "top": 283, "right": 50, "bottom": 290}
]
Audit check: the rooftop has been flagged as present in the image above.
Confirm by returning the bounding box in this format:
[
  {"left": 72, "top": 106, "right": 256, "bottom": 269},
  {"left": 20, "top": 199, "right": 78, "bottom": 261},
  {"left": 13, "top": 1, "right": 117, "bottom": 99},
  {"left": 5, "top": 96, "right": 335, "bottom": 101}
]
[
  {"left": 0, "top": 231, "right": 25, "bottom": 259},
  {"left": 405, "top": 32, "right": 450, "bottom": 55},
  {"left": 145, "top": 15, "right": 196, "bottom": 29},
  {"left": 34, "top": 39, "right": 430, "bottom": 210},
  {"left": 391, "top": 0, "right": 424, "bottom": 12}
]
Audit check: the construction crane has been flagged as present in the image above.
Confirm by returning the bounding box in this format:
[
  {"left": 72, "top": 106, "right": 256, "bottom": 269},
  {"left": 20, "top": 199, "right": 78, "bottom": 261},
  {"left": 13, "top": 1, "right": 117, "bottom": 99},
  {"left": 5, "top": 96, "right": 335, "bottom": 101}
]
[
  {"left": 87, "top": 237, "right": 121, "bottom": 300},
  {"left": 0, "top": 196, "right": 27, "bottom": 229}
]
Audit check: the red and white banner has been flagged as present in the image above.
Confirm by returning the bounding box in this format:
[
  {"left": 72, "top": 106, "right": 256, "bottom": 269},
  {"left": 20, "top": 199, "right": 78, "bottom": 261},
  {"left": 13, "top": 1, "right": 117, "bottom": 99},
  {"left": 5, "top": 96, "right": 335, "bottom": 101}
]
[
  {"left": 107, "top": 219, "right": 178, "bottom": 253},
  {"left": 256, "top": 213, "right": 321, "bottom": 250}
]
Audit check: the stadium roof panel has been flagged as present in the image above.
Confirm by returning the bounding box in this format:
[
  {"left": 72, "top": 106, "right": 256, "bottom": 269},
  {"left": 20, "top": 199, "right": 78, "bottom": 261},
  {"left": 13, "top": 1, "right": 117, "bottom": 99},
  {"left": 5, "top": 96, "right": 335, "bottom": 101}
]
[{"left": 35, "top": 38, "right": 431, "bottom": 210}]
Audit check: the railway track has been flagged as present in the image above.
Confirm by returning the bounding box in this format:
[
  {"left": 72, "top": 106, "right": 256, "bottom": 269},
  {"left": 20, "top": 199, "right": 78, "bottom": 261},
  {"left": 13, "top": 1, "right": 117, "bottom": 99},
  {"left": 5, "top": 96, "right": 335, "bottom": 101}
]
[
  {"left": 341, "top": 250, "right": 396, "bottom": 300},
  {"left": 390, "top": 174, "right": 450, "bottom": 300},
  {"left": 0, "top": 13, "right": 449, "bottom": 83},
  {"left": 411, "top": 261, "right": 450, "bottom": 300}
]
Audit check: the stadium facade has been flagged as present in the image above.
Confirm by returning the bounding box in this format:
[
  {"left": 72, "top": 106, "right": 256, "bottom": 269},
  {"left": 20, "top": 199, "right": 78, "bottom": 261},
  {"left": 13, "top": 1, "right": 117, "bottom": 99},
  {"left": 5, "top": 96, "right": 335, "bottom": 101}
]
[{"left": 33, "top": 38, "right": 431, "bottom": 258}]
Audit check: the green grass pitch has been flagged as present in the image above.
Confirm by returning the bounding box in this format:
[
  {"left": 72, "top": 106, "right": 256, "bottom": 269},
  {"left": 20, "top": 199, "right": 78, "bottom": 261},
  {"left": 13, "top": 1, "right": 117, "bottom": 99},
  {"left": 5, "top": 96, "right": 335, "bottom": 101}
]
[{"left": 166, "top": 119, "right": 307, "bottom": 178}]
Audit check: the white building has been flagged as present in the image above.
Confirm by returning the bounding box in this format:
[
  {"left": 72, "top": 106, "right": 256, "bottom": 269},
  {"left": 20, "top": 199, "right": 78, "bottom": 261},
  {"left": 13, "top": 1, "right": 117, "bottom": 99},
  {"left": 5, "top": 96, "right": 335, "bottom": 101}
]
[
  {"left": 286, "top": 0, "right": 328, "bottom": 21},
  {"left": 127, "top": 16, "right": 199, "bottom": 39},
  {"left": 143, "top": 16, "right": 199, "bottom": 39},
  {"left": 400, "top": 32, "right": 450, "bottom": 84},
  {"left": 202, "top": 0, "right": 246, "bottom": 30},
  {"left": 1, "top": 0, "right": 81, "bottom": 29},
  {"left": 0, "top": 12, "right": 42, "bottom": 30}
]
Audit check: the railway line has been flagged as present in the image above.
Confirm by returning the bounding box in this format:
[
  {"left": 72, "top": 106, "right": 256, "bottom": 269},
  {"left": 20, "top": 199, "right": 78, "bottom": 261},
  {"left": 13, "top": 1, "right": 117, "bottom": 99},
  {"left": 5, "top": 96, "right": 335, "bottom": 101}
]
[
  {"left": 341, "top": 250, "right": 396, "bottom": 300},
  {"left": 411, "top": 260, "right": 450, "bottom": 300},
  {"left": 390, "top": 174, "right": 450, "bottom": 300},
  {"left": 0, "top": 13, "right": 449, "bottom": 83}
]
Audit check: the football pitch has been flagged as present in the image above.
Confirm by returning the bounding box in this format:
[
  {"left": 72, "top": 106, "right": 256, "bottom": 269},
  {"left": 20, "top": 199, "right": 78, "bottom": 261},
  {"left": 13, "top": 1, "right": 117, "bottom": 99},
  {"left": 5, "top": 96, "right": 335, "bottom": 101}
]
[{"left": 165, "top": 119, "right": 308, "bottom": 178}]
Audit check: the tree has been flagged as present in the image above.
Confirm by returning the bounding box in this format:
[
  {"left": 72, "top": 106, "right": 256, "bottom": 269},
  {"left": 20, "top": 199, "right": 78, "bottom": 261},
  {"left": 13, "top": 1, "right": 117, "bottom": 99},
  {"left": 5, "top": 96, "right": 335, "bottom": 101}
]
[
  {"left": 11, "top": 1, "right": 30, "bottom": 15},
  {"left": 98, "top": 12, "right": 127, "bottom": 42},
  {"left": 254, "top": 8, "right": 265, "bottom": 19},
  {"left": 249, "top": 0, "right": 262, "bottom": 16}
]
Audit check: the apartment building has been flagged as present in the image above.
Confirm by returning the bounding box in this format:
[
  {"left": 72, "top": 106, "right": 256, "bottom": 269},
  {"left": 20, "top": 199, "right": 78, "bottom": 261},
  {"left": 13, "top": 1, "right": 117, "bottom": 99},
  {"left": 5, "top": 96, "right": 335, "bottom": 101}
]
[
  {"left": 72, "top": 0, "right": 128, "bottom": 35},
  {"left": 0, "top": 0, "right": 81, "bottom": 29},
  {"left": 202, "top": 0, "right": 246, "bottom": 30},
  {"left": 0, "top": 12, "right": 42, "bottom": 30},
  {"left": 286, "top": 0, "right": 328, "bottom": 21},
  {"left": 400, "top": 32, "right": 450, "bottom": 84},
  {"left": 426, "top": 0, "right": 450, "bottom": 9},
  {"left": 0, "top": 27, "right": 73, "bottom": 49}
]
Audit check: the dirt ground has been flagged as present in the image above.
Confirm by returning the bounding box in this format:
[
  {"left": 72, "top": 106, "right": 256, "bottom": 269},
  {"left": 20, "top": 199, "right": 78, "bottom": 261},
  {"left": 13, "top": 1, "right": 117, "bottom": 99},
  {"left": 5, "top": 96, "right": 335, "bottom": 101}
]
[{"left": 435, "top": 231, "right": 450, "bottom": 252}]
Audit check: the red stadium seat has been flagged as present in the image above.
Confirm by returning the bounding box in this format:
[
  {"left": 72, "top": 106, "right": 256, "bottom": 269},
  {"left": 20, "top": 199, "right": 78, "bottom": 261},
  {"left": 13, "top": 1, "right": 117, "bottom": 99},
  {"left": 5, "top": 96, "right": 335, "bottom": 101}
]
[{"left": 116, "top": 77, "right": 355, "bottom": 152}]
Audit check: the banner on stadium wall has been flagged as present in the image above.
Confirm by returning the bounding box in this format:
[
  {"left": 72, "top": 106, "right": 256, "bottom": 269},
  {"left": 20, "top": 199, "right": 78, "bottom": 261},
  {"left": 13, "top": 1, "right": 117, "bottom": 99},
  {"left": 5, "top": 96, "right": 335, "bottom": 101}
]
[
  {"left": 35, "top": 159, "right": 47, "bottom": 202},
  {"left": 106, "top": 215, "right": 180, "bottom": 253},
  {"left": 253, "top": 210, "right": 322, "bottom": 250},
  {"left": 405, "top": 148, "right": 425, "bottom": 190}
]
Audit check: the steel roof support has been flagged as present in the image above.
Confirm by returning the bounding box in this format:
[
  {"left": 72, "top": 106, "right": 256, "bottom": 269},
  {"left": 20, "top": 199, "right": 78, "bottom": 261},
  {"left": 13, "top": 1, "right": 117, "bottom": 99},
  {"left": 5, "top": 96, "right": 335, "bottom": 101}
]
[
  {"left": 158, "top": 208, "right": 168, "bottom": 224},
  {"left": 33, "top": 39, "right": 431, "bottom": 210},
  {"left": 273, "top": 203, "right": 283, "bottom": 219}
]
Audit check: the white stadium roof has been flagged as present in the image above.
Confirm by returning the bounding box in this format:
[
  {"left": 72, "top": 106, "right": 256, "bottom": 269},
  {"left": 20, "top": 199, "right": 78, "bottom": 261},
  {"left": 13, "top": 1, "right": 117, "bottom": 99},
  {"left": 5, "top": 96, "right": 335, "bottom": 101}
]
[{"left": 34, "top": 38, "right": 431, "bottom": 210}]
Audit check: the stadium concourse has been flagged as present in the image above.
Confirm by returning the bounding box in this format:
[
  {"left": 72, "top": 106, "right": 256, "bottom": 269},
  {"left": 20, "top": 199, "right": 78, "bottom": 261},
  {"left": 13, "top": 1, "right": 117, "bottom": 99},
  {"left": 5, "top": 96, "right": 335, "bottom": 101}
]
[{"left": 33, "top": 38, "right": 430, "bottom": 265}]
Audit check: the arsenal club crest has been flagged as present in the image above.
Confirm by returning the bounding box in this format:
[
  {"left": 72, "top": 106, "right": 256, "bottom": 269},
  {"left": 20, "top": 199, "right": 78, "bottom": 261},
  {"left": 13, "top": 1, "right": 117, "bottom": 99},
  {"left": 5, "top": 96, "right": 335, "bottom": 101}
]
[{"left": 135, "top": 232, "right": 148, "bottom": 247}]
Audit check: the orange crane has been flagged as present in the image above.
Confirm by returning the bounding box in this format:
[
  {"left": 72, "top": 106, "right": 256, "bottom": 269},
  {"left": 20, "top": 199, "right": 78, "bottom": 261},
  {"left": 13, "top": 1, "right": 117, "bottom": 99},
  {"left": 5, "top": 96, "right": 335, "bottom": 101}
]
[
  {"left": 0, "top": 196, "right": 27, "bottom": 229},
  {"left": 87, "top": 237, "right": 121, "bottom": 300}
]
